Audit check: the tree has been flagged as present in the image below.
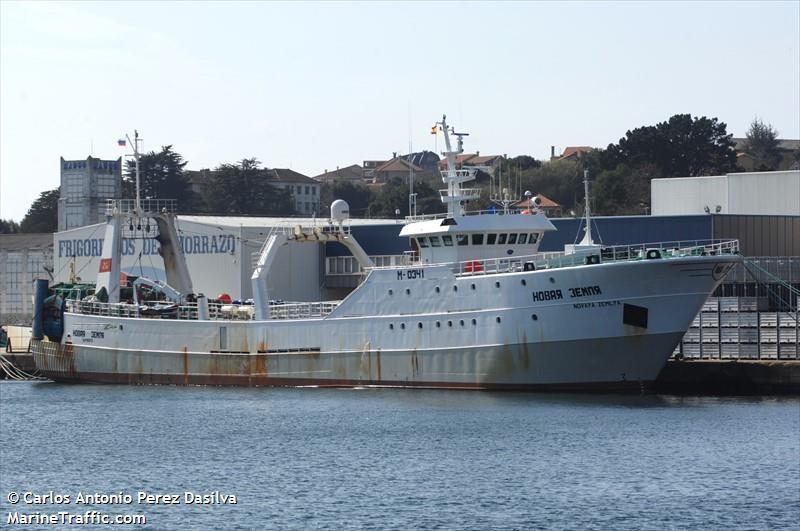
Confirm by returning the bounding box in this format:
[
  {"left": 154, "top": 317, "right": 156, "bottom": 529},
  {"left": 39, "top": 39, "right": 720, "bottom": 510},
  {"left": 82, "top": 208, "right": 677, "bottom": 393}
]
[
  {"left": 743, "top": 118, "right": 782, "bottom": 171},
  {"left": 606, "top": 114, "right": 738, "bottom": 177},
  {"left": 20, "top": 188, "right": 59, "bottom": 233},
  {"left": 0, "top": 219, "right": 19, "bottom": 234},
  {"left": 203, "top": 158, "right": 294, "bottom": 216},
  {"left": 319, "top": 181, "right": 374, "bottom": 218},
  {"left": 124, "top": 145, "right": 197, "bottom": 212}
]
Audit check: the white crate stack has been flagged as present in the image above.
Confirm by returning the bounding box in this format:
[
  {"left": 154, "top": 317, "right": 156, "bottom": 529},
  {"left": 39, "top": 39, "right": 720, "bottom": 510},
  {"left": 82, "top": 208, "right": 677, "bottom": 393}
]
[{"left": 677, "top": 297, "right": 798, "bottom": 360}]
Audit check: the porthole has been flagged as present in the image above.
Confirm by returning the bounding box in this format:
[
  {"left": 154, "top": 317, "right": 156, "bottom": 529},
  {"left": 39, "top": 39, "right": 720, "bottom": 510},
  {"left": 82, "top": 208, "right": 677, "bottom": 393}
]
[
  {"left": 471, "top": 283, "right": 476, "bottom": 290},
  {"left": 531, "top": 314, "right": 538, "bottom": 321},
  {"left": 406, "top": 288, "right": 411, "bottom": 295},
  {"left": 389, "top": 324, "right": 394, "bottom": 330},
  {"left": 471, "top": 318, "right": 477, "bottom": 325},
  {"left": 401, "top": 323, "right": 406, "bottom": 329},
  {"left": 448, "top": 321, "right": 453, "bottom": 327},
  {"left": 388, "top": 289, "right": 393, "bottom": 295},
  {"left": 521, "top": 279, "right": 527, "bottom": 286},
  {"left": 460, "top": 319, "right": 465, "bottom": 327},
  {"left": 495, "top": 281, "right": 500, "bottom": 288},
  {"left": 418, "top": 322, "right": 423, "bottom": 329},
  {"left": 453, "top": 285, "right": 458, "bottom": 292},
  {"left": 549, "top": 277, "right": 555, "bottom": 284},
  {"left": 436, "top": 321, "right": 441, "bottom": 328},
  {"left": 435, "top": 286, "right": 440, "bottom": 293},
  {"left": 496, "top": 317, "right": 501, "bottom": 323}
]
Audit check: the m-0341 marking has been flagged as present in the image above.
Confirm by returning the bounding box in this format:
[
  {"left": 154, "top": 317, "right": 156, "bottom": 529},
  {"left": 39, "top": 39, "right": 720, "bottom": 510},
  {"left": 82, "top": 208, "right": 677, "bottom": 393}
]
[{"left": 397, "top": 269, "right": 425, "bottom": 280}]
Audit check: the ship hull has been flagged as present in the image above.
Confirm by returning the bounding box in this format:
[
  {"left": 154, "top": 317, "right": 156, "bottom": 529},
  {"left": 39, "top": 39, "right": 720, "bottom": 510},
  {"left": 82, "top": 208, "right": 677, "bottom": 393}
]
[
  {"left": 31, "top": 255, "right": 739, "bottom": 392},
  {"left": 32, "top": 332, "right": 682, "bottom": 391}
]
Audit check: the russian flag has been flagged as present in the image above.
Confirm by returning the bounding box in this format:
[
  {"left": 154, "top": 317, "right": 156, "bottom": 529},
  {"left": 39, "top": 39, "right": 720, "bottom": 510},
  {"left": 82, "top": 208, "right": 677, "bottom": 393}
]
[{"left": 117, "top": 139, "right": 126, "bottom": 147}]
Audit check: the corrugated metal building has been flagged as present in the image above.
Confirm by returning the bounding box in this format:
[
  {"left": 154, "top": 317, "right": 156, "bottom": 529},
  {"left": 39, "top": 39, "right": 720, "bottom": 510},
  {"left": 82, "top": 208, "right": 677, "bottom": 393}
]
[
  {"left": 0, "top": 234, "right": 53, "bottom": 324},
  {"left": 651, "top": 170, "right": 800, "bottom": 216}
]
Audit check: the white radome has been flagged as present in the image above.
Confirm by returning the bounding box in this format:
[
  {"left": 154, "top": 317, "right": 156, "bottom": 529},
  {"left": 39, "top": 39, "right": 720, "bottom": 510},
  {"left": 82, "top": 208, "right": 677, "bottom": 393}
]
[{"left": 330, "top": 199, "right": 350, "bottom": 223}]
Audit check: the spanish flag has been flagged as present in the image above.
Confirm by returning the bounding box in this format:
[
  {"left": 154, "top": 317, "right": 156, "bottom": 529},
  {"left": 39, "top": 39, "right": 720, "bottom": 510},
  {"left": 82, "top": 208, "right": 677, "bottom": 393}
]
[{"left": 430, "top": 124, "right": 437, "bottom": 135}]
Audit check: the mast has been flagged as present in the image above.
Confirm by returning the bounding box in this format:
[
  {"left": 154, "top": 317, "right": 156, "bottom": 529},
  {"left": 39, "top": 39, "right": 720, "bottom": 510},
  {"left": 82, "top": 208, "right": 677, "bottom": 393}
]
[
  {"left": 126, "top": 130, "right": 142, "bottom": 215},
  {"left": 579, "top": 169, "right": 594, "bottom": 245}
]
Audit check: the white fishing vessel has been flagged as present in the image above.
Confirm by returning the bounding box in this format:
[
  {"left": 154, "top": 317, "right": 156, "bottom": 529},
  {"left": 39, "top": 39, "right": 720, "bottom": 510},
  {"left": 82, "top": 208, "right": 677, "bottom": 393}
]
[{"left": 31, "top": 118, "right": 741, "bottom": 391}]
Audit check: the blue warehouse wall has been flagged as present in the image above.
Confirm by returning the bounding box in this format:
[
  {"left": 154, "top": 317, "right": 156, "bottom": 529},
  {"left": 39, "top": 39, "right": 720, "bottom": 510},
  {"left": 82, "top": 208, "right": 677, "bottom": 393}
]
[{"left": 326, "top": 215, "right": 713, "bottom": 256}]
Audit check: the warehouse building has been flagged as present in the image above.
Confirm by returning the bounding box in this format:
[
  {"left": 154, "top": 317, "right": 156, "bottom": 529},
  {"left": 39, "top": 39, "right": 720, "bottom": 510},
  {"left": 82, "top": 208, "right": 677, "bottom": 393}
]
[
  {"left": 0, "top": 233, "right": 53, "bottom": 325},
  {"left": 651, "top": 170, "right": 800, "bottom": 216}
]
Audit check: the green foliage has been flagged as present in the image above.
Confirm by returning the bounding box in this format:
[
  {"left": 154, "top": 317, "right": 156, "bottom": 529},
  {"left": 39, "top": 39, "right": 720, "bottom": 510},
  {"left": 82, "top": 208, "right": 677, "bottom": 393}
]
[
  {"left": 202, "top": 158, "right": 295, "bottom": 216},
  {"left": 124, "top": 145, "right": 197, "bottom": 212},
  {"left": 20, "top": 188, "right": 59, "bottom": 233},
  {"left": 743, "top": 118, "right": 782, "bottom": 171},
  {"left": 320, "top": 181, "right": 374, "bottom": 217},
  {"left": 519, "top": 160, "right": 585, "bottom": 209},
  {"left": 369, "top": 177, "right": 443, "bottom": 218},
  {"left": 0, "top": 219, "right": 20, "bottom": 234},
  {"left": 606, "top": 114, "right": 738, "bottom": 177}
]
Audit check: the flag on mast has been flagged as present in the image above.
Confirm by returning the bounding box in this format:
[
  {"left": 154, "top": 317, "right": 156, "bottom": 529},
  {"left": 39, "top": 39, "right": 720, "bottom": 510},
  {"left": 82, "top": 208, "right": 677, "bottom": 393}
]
[
  {"left": 430, "top": 125, "right": 437, "bottom": 135},
  {"left": 117, "top": 139, "right": 126, "bottom": 147}
]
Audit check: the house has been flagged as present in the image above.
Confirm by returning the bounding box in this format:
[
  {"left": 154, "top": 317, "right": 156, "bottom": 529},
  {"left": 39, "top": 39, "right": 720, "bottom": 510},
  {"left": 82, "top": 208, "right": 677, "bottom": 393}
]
[
  {"left": 313, "top": 165, "right": 365, "bottom": 184},
  {"left": 266, "top": 169, "right": 321, "bottom": 216},
  {"left": 732, "top": 138, "right": 800, "bottom": 171},
  {"left": 550, "top": 146, "right": 594, "bottom": 162},
  {"left": 371, "top": 157, "right": 427, "bottom": 184},
  {"left": 514, "top": 193, "right": 563, "bottom": 218},
  {"left": 436, "top": 151, "right": 504, "bottom": 175},
  {"left": 186, "top": 167, "right": 321, "bottom": 216}
]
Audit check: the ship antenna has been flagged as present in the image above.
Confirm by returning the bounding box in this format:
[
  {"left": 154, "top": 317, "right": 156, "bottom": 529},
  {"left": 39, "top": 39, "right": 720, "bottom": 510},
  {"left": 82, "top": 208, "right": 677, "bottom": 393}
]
[{"left": 125, "top": 130, "right": 142, "bottom": 215}]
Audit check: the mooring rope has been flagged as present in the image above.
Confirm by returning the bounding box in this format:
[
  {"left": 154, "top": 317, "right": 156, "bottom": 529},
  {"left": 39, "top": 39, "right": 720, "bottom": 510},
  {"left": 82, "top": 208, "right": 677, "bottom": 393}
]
[{"left": 0, "top": 354, "right": 45, "bottom": 380}]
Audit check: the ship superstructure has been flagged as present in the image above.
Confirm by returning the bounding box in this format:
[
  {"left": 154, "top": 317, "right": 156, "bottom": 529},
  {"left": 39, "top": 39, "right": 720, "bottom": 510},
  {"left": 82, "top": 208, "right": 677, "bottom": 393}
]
[{"left": 31, "top": 118, "right": 741, "bottom": 391}]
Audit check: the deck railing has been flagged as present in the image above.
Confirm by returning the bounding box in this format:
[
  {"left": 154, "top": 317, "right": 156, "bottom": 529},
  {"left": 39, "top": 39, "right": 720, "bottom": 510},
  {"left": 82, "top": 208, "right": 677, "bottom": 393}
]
[{"left": 66, "top": 299, "right": 341, "bottom": 321}]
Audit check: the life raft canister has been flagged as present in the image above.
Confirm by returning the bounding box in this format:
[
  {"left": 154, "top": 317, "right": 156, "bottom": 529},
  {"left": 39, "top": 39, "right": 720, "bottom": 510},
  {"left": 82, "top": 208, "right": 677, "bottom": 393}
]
[{"left": 464, "top": 260, "right": 483, "bottom": 273}]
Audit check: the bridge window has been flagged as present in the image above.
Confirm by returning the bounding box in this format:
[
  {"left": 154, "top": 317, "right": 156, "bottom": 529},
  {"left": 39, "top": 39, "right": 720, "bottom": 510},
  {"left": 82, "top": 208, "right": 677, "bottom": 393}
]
[
  {"left": 417, "top": 237, "right": 429, "bottom": 248},
  {"left": 497, "top": 233, "right": 507, "bottom": 245},
  {"left": 487, "top": 233, "right": 497, "bottom": 244},
  {"left": 530, "top": 233, "right": 539, "bottom": 244},
  {"left": 430, "top": 236, "right": 442, "bottom": 247},
  {"left": 471, "top": 234, "right": 484, "bottom": 245},
  {"left": 456, "top": 234, "right": 469, "bottom": 246},
  {"left": 508, "top": 234, "right": 518, "bottom": 244},
  {"left": 442, "top": 235, "right": 453, "bottom": 246},
  {"left": 519, "top": 234, "right": 528, "bottom": 244}
]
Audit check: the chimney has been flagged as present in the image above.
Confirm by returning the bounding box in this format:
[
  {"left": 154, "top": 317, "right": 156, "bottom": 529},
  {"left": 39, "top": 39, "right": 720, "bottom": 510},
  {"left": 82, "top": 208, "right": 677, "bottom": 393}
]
[
  {"left": 393, "top": 152, "right": 397, "bottom": 159},
  {"left": 551, "top": 146, "right": 555, "bottom": 159},
  {"left": 476, "top": 150, "right": 480, "bottom": 156}
]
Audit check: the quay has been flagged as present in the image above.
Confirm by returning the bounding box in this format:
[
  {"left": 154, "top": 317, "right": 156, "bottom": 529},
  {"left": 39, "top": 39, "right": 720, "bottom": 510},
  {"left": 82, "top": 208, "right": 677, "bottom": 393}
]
[{"left": 655, "top": 359, "right": 800, "bottom": 395}]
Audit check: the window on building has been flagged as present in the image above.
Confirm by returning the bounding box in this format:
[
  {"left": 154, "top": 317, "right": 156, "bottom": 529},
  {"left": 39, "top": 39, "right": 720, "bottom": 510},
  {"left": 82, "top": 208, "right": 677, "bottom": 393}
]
[
  {"left": 312, "top": 187, "right": 317, "bottom": 195},
  {"left": 305, "top": 186, "right": 310, "bottom": 195}
]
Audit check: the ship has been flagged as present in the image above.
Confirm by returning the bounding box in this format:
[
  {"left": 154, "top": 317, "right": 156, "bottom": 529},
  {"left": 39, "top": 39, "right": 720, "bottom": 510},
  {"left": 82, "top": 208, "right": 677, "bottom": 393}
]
[{"left": 30, "top": 118, "right": 741, "bottom": 391}]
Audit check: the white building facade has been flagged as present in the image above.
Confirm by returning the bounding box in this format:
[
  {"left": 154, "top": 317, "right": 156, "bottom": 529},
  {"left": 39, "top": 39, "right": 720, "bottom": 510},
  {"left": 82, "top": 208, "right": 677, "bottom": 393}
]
[{"left": 651, "top": 170, "right": 800, "bottom": 216}]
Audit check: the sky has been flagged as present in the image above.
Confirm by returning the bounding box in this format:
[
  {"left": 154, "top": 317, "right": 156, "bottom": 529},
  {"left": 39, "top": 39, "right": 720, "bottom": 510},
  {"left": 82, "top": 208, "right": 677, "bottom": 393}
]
[{"left": 1, "top": 1, "right": 798, "bottom": 222}]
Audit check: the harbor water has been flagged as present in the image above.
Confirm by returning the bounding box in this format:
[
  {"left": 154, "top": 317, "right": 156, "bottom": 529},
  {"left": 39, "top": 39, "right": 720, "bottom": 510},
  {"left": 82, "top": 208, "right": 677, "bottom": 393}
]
[{"left": 1, "top": 382, "right": 798, "bottom": 529}]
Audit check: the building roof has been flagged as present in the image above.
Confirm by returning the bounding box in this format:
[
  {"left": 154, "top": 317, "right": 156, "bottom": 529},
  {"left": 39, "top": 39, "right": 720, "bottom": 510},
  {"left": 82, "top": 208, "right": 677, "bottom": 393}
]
[
  {"left": 732, "top": 138, "right": 800, "bottom": 151},
  {"left": 436, "top": 153, "right": 502, "bottom": 169},
  {"left": 313, "top": 164, "right": 364, "bottom": 182},
  {"left": 557, "top": 146, "right": 594, "bottom": 161},
  {"left": 373, "top": 158, "right": 424, "bottom": 173},
  {"left": 0, "top": 233, "right": 53, "bottom": 251},
  {"left": 267, "top": 168, "right": 317, "bottom": 184}
]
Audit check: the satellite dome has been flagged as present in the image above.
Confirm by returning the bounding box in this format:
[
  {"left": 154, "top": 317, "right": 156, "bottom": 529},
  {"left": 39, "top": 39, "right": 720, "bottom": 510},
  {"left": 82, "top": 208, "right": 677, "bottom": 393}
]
[{"left": 331, "top": 199, "right": 350, "bottom": 223}]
